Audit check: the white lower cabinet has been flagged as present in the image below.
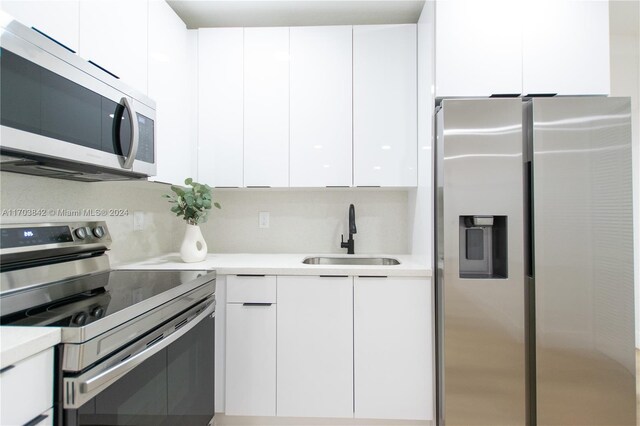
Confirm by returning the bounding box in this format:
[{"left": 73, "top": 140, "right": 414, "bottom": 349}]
[
  {"left": 354, "top": 276, "right": 432, "bottom": 420},
  {"left": 277, "top": 276, "right": 353, "bottom": 418},
  {"left": 225, "top": 304, "right": 276, "bottom": 416},
  {"left": 0, "top": 348, "right": 54, "bottom": 426},
  {"left": 223, "top": 274, "right": 433, "bottom": 421},
  {"left": 225, "top": 275, "right": 277, "bottom": 416}
]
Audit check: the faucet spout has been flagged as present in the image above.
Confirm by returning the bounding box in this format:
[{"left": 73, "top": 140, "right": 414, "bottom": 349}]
[
  {"left": 349, "top": 204, "right": 357, "bottom": 235},
  {"left": 341, "top": 204, "right": 357, "bottom": 254}
]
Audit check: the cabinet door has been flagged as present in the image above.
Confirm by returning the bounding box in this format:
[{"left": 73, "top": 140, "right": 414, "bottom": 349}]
[
  {"left": 354, "top": 277, "right": 432, "bottom": 420},
  {"left": 1, "top": 0, "right": 79, "bottom": 52},
  {"left": 277, "top": 276, "right": 353, "bottom": 418},
  {"left": 148, "top": 0, "right": 193, "bottom": 185},
  {"left": 522, "top": 0, "right": 610, "bottom": 96},
  {"left": 198, "top": 28, "right": 244, "bottom": 187},
  {"left": 244, "top": 27, "right": 289, "bottom": 187},
  {"left": 289, "top": 26, "right": 352, "bottom": 187},
  {"left": 0, "top": 348, "right": 53, "bottom": 426},
  {"left": 435, "top": 0, "right": 523, "bottom": 97},
  {"left": 353, "top": 24, "right": 417, "bottom": 187},
  {"left": 79, "top": 0, "right": 148, "bottom": 94},
  {"left": 226, "top": 303, "right": 276, "bottom": 416}
]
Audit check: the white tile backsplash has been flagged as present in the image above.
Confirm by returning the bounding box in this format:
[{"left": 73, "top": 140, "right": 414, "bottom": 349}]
[
  {"left": 1, "top": 173, "right": 411, "bottom": 262},
  {"left": 0, "top": 172, "right": 177, "bottom": 264},
  {"left": 195, "top": 189, "right": 409, "bottom": 254}
]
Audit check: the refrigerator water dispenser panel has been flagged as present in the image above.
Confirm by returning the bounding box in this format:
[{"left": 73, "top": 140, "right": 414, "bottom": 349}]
[{"left": 459, "top": 215, "right": 507, "bottom": 279}]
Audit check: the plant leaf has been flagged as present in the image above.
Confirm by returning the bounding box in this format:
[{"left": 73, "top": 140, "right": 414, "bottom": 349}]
[{"left": 170, "top": 186, "right": 185, "bottom": 196}]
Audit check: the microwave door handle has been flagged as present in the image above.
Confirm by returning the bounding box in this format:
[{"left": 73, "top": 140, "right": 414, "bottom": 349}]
[{"left": 120, "top": 97, "right": 139, "bottom": 169}]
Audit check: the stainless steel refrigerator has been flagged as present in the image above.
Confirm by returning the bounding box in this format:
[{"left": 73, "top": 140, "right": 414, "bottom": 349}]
[{"left": 435, "top": 97, "right": 635, "bottom": 425}]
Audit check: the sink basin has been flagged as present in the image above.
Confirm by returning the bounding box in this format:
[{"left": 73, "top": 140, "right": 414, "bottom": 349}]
[{"left": 302, "top": 256, "right": 401, "bottom": 266}]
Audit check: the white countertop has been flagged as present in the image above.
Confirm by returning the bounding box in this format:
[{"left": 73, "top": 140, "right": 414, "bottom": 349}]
[
  {"left": 0, "top": 327, "right": 61, "bottom": 369},
  {"left": 116, "top": 253, "right": 431, "bottom": 277},
  {"left": 0, "top": 254, "right": 427, "bottom": 370}
]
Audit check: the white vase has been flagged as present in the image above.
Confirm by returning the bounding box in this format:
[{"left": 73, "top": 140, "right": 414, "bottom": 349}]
[{"left": 180, "top": 223, "right": 208, "bottom": 263}]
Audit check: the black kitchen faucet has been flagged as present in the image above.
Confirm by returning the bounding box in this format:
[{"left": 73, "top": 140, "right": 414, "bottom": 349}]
[{"left": 340, "top": 204, "right": 357, "bottom": 254}]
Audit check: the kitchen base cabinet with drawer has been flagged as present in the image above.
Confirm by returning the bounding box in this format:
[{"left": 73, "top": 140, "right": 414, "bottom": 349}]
[
  {"left": 0, "top": 347, "right": 54, "bottom": 426},
  {"left": 225, "top": 275, "right": 277, "bottom": 416},
  {"left": 276, "top": 276, "right": 353, "bottom": 418},
  {"left": 222, "top": 273, "right": 433, "bottom": 422}
]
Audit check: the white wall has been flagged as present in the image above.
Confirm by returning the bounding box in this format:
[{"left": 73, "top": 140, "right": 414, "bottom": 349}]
[
  {"left": 196, "top": 189, "right": 409, "bottom": 254},
  {"left": 0, "top": 172, "right": 177, "bottom": 265},
  {"left": 609, "top": 0, "right": 640, "bottom": 348}
]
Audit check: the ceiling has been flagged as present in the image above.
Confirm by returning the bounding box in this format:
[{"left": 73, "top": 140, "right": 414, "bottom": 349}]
[{"left": 167, "top": 0, "right": 427, "bottom": 29}]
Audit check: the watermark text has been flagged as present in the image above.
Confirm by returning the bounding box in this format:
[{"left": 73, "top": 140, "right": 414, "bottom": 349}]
[{"left": 1, "top": 208, "right": 130, "bottom": 217}]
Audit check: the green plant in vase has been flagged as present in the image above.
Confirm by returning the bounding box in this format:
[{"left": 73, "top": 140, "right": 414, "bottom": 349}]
[{"left": 164, "top": 178, "right": 221, "bottom": 262}]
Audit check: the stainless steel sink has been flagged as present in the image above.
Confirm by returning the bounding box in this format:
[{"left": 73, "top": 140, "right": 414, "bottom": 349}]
[{"left": 302, "top": 256, "right": 401, "bottom": 266}]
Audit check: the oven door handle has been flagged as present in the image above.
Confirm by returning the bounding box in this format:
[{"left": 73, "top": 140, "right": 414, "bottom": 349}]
[{"left": 73, "top": 301, "right": 214, "bottom": 399}]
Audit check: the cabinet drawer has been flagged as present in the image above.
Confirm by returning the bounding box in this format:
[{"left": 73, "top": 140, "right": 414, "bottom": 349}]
[
  {"left": 227, "top": 275, "right": 276, "bottom": 303},
  {"left": 0, "top": 348, "right": 54, "bottom": 426}
]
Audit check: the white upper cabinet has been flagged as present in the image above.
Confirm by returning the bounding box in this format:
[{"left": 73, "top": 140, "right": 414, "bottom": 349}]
[
  {"left": 243, "top": 27, "right": 290, "bottom": 187},
  {"left": 522, "top": 0, "right": 610, "bottom": 96},
  {"left": 353, "top": 24, "right": 417, "bottom": 187},
  {"left": 198, "top": 28, "right": 244, "bottom": 187},
  {"left": 79, "top": 0, "right": 148, "bottom": 94},
  {"left": 435, "top": 0, "right": 523, "bottom": 97},
  {"left": 148, "top": 0, "right": 193, "bottom": 185},
  {"left": 1, "top": 0, "right": 80, "bottom": 52},
  {"left": 436, "top": 0, "right": 610, "bottom": 97},
  {"left": 289, "top": 26, "right": 353, "bottom": 187}
]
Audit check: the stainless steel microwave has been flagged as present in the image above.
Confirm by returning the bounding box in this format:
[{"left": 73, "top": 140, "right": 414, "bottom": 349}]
[{"left": 0, "top": 12, "right": 156, "bottom": 181}]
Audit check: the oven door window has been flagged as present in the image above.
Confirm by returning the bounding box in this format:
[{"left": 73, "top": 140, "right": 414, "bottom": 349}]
[{"left": 66, "top": 313, "right": 214, "bottom": 426}]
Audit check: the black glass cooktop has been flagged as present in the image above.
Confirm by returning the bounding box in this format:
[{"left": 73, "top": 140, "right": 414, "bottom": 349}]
[{"left": 0, "top": 269, "right": 209, "bottom": 327}]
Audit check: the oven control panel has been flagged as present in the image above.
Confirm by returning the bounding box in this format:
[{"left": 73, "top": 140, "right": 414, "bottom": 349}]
[
  {"left": 0, "top": 221, "right": 111, "bottom": 250},
  {"left": 1, "top": 225, "right": 73, "bottom": 248}
]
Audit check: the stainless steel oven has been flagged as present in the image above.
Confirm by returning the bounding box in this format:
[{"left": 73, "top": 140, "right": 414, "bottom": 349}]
[
  {"left": 0, "top": 222, "right": 216, "bottom": 426},
  {"left": 0, "top": 12, "right": 156, "bottom": 181}
]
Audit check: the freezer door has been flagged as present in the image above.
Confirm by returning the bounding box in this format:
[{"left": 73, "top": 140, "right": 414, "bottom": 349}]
[
  {"left": 530, "top": 97, "right": 635, "bottom": 425},
  {"left": 436, "top": 98, "right": 526, "bottom": 425}
]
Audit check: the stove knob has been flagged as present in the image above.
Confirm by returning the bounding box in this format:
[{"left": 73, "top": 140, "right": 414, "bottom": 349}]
[
  {"left": 73, "top": 312, "right": 88, "bottom": 326},
  {"left": 74, "top": 227, "right": 87, "bottom": 240},
  {"left": 92, "top": 226, "right": 105, "bottom": 239},
  {"left": 91, "top": 307, "right": 105, "bottom": 318}
]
